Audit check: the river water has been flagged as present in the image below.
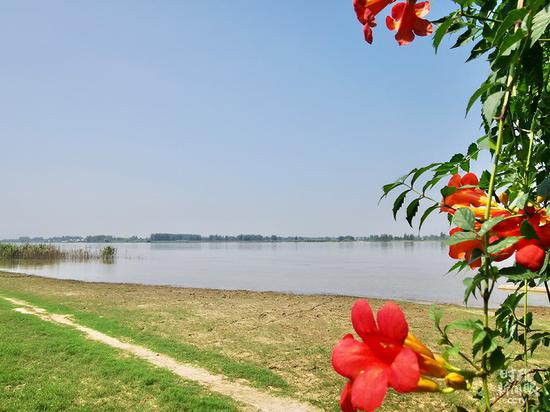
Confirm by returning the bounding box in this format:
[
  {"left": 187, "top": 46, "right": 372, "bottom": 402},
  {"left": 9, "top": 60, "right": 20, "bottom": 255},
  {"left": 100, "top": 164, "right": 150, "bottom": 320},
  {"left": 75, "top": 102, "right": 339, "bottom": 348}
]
[{"left": 0, "top": 241, "right": 547, "bottom": 306}]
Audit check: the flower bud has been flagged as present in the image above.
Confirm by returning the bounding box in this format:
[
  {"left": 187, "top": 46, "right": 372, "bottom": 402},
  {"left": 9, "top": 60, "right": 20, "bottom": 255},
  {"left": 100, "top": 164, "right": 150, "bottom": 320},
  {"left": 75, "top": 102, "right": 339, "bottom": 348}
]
[
  {"left": 404, "top": 333, "right": 434, "bottom": 359},
  {"left": 445, "top": 372, "right": 467, "bottom": 390},
  {"left": 405, "top": 333, "right": 447, "bottom": 378},
  {"left": 416, "top": 377, "right": 439, "bottom": 392},
  {"left": 499, "top": 192, "right": 509, "bottom": 206},
  {"left": 418, "top": 355, "right": 447, "bottom": 378}
]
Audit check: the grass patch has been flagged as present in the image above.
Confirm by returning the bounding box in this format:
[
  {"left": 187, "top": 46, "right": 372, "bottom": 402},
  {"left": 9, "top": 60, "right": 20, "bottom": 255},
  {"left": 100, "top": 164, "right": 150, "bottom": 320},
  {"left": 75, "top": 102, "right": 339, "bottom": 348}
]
[
  {"left": 0, "top": 298, "right": 239, "bottom": 411},
  {"left": 0, "top": 288, "right": 290, "bottom": 393}
]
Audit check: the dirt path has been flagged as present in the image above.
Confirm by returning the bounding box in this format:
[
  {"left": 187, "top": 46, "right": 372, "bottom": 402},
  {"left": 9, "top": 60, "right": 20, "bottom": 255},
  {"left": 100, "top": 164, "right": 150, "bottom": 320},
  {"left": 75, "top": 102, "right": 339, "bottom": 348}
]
[{"left": 3, "top": 297, "right": 322, "bottom": 412}]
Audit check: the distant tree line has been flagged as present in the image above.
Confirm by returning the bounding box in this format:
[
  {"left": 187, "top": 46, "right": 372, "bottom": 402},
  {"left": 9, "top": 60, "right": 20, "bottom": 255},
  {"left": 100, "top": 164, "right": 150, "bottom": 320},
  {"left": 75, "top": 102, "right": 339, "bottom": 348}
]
[
  {"left": 1, "top": 235, "right": 147, "bottom": 243},
  {"left": 1, "top": 232, "right": 448, "bottom": 243},
  {"left": 150, "top": 233, "right": 201, "bottom": 242},
  {"left": 358, "top": 233, "right": 448, "bottom": 241}
]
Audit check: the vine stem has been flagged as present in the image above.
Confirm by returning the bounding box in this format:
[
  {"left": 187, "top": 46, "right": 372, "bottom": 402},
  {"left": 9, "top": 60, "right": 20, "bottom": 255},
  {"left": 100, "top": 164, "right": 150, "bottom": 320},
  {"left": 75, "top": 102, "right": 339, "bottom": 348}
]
[
  {"left": 459, "top": 8, "right": 501, "bottom": 23},
  {"left": 522, "top": 129, "right": 535, "bottom": 412},
  {"left": 545, "top": 281, "right": 550, "bottom": 304},
  {"left": 522, "top": 278, "right": 530, "bottom": 412},
  {"left": 480, "top": 104, "right": 508, "bottom": 412},
  {"left": 480, "top": 1, "right": 524, "bottom": 409}
]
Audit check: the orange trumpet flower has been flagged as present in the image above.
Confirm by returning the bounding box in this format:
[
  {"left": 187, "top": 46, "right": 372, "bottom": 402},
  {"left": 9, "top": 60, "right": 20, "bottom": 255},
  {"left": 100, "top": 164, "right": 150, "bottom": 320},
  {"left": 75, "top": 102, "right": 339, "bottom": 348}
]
[{"left": 385, "top": 0, "right": 433, "bottom": 46}]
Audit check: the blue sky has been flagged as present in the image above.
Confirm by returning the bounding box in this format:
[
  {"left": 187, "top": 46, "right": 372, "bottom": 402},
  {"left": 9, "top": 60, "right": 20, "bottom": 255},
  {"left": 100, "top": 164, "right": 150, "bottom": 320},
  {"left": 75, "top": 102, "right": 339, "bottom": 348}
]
[{"left": 0, "top": 1, "right": 489, "bottom": 237}]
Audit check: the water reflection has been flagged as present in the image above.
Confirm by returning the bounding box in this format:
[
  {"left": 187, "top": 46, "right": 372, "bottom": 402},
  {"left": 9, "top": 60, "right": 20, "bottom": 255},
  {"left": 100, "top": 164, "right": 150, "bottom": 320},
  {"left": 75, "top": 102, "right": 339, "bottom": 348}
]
[{"left": 0, "top": 258, "right": 61, "bottom": 269}]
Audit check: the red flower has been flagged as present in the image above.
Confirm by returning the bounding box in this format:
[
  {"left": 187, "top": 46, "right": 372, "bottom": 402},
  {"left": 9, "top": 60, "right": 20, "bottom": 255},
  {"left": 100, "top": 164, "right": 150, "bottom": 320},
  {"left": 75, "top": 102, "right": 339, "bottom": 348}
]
[
  {"left": 441, "top": 173, "right": 489, "bottom": 216},
  {"left": 353, "top": 0, "right": 395, "bottom": 44},
  {"left": 441, "top": 175, "right": 549, "bottom": 272},
  {"left": 339, "top": 381, "right": 354, "bottom": 412},
  {"left": 516, "top": 241, "right": 545, "bottom": 272},
  {"left": 448, "top": 228, "right": 516, "bottom": 268},
  {"left": 385, "top": 1, "right": 432, "bottom": 46},
  {"left": 490, "top": 235, "right": 517, "bottom": 262},
  {"left": 503, "top": 210, "right": 549, "bottom": 272},
  {"left": 332, "top": 300, "right": 420, "bottom": 411},
  {"left": 491, "top": 211, "right": 522, "bottom": 238},
  {"left": 448, "top": 228, "right": 483, "bottom": 268},
  {"left": 362, "top": 9, "right": 377, "bottom": 44},
  {"left": 527, "top": 210, "right": 550, "bottom": 248}
]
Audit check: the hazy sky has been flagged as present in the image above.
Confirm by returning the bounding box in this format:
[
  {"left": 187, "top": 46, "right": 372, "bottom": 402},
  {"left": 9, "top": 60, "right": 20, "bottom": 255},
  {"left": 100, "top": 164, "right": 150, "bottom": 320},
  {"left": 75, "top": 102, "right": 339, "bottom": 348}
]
[{"left": 1, "top": 1, "right": 489, "bottom": 238}]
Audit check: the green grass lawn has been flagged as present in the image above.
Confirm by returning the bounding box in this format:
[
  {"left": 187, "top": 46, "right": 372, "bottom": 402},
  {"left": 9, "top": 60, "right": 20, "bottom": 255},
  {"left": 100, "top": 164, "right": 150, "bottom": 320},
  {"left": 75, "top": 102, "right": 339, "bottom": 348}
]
[
  {"left": 0, "top": 298, "right": 240, "bottom": 412},
  {"left": 0, "top": 287, "right": 289, "bottom": 394}
]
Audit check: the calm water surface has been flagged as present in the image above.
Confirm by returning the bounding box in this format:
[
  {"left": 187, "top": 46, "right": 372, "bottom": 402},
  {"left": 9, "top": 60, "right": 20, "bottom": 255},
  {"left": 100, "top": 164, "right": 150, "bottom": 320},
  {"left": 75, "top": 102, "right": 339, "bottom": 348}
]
[{"left": 0, "top": 241, "right": 547, "bottom": 306}]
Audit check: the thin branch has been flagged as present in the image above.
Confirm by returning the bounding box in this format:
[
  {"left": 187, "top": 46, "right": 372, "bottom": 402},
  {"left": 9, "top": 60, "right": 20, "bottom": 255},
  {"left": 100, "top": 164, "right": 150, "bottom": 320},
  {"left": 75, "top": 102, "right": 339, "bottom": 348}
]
[{"left": 460, "top": 11, "right": 501, "bottom": 23}]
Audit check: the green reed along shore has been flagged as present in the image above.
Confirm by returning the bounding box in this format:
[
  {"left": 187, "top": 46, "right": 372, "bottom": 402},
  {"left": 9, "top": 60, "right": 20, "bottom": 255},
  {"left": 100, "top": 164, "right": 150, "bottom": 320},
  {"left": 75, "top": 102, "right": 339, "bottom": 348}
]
[{"left": 0, "top": 243, "right": 115, "bottom": 261}]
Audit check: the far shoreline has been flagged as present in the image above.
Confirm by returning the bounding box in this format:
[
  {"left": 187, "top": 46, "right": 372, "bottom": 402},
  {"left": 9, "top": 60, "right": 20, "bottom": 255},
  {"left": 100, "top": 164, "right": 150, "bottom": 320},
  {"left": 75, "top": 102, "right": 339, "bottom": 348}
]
[
  {"left": 1, "top": 270, "right": 547, "bottom": 309},
  {"left": 1, "top": 239, "right": 447, "bottom": 244}
]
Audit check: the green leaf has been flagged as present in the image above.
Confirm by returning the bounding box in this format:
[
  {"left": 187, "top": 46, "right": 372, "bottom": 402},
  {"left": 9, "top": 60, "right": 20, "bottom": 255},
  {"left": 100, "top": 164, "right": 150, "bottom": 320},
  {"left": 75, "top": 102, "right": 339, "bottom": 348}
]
[
  {"left": 442, "top": 345, "right": 460, "bottom": 362},
  {"left": 499, "top": 266, "right": 538, "bottom": 282},
  {"left": 466, "top": 39, "right": 489, "bottom": 62},
  {"left": 449, "top": 153, "right": 465, "bottom": 163},
  {"left": 448, "top": 261, "right": 468, "bottom": 274},
  {"left": 537, "top": 175, "right": 550, "bottom": 199},
  {"left": 468, "top": 248, "right": 483, "bottom": 265},
  {"left": 477, "top": 135, "right": 491, "bottom": 151},
  {"left": 453, "top": 208, "right": 475, "bottom": 231},
  {"left": 441, "top": 186, "right": 457, "bottom": 197},
  {"left": 531, "top": 5, "right": 550, "bottom": 46},
  {"left": 473, "top": 329, "right": 487, "bottom": 346},
  {"left": 406, "top": 198, "right": 421, "bottom": 227},
  {"left": 429, "top": 304, "right": 443, "bottom": 329},
  {"left": 510, "top": 192, "right": 528, "bottom": 209},
  {"left": 482, "top": 335, "right": 498, "bottom": 355},
  {"left": 411, "top": 163, "right": 438, "bottom": 187},
  {"left": 478, "top": 216, "right": 505, "bottom": 237},
  {"left": 447, "top": 21, "right": 467, "bottom": 34},
  {"left": 497, "top": 29, "right": 526, "bottom": 57},
  {"left": 433, "top": 15, "right": 457, "bottom": 52},
  {"left": 466, "top": 82, "right": 492, "bottom": 115},
  {"left": 452, "top": 26, "right": 479, "bottom": 49},
  {"left": 422, "top": 174, "right": 445, "bottom": 193},
  {"left": 525, "top": 312, "right": 533, "bottom": 328},
  {"left": 487, "top": 237, "right": 522, "bottom": 254},
  {"left": 483, "top": 91, "right": 505, "bottom": 124},
  {"left": 419, "top": 204, "right": 439, "bottom": 230},
  {"left": 494, "top": 8, "right": 529, "bottom": 44},
  {"left": 499, "top": 266, "right": 531, "bottom": 276},
  {"left": 448, "top": 230, "right": 477, "bottom": 245},
  {"left": 506, "top": 272, "right": 538, "bottom": 282},
  {"left": 521, "top": 41, "right": 544, "bottom": 86},
  {"left": 392, "top": 190, "right": 410, "bottom": 220},
  {"left": 489, "top": 347, "right": 506, "bottom": 371},
  {"left": 478, "top": 170, "right": 491, "bottom": 190},
  {"left": 381, "top": 181, "right": 403, "bottom": 199},
  {"left": 445, "top": 319, "right": 482, "bottom": 333},
  {"left": 464, "top": 275, "right": 484, "bottom": 303},
  {"left": 520, "top": 220, "right": 539, "bottom": 240}
]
